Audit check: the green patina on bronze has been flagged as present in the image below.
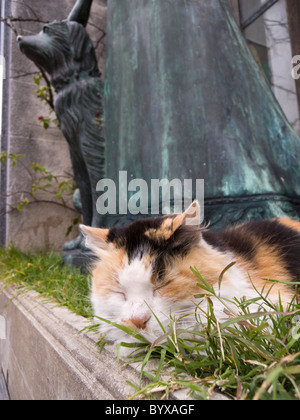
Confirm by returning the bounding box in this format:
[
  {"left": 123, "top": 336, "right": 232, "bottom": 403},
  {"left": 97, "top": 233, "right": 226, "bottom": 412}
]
[{"left": 104, "top": 0, "right": 300, "bottom": 228}]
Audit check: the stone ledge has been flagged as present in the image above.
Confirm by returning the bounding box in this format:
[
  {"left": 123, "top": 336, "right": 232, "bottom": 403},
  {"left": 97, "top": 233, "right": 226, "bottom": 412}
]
[
  {"left": 0, "top": 284, "right": 145, "bottom": 400},
  {"left": 0, "top": 284, "right": 229, "bottom": 400}
]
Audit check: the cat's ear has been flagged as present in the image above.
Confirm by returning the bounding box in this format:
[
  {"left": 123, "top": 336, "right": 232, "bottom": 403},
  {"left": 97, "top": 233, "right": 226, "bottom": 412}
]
[
  {"left": 172, "top": 200, "right": 201, "bottom": 232},
  {"left": 80, "top": 225, "right": 109, "bottom": 253},
  {"left": 160, "top": 200, "right": 202, "bottom": 247},
  {"left": 147, "top": 200, "right": 202, "bottom": 241}
]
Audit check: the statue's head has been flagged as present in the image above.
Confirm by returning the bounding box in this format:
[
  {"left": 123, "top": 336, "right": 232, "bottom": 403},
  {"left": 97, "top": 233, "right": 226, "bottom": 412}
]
[{"left": 17, "top": 0, "right": 99, "bottom": 91}]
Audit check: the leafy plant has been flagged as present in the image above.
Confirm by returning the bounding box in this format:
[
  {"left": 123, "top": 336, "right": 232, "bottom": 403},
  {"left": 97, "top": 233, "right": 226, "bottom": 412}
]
[
  {"left": 34, "top": 73, "right": 58, "bottom": 129},
  {"left": 0, "top": 151, "right": 24, "bottom": 167},
  {"left": 0, "top": 152, "right": 79, "bottom": 236}
]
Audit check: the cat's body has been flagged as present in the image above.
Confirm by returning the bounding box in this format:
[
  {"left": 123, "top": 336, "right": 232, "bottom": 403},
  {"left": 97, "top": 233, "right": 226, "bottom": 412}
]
[{"left": 80, "top": 202, "right": 299, "bottom": 344}]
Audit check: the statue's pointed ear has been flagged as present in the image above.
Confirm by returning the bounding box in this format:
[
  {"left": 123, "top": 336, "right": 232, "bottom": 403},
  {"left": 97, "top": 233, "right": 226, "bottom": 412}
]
[{"left": 67, "top": 0, "right": 93, "bottom": 27}]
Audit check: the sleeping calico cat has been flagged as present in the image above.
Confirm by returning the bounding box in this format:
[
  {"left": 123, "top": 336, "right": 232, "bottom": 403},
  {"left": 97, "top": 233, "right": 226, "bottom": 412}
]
[{"left": 80, "top": 201, "right": 299, "bottom": 344}]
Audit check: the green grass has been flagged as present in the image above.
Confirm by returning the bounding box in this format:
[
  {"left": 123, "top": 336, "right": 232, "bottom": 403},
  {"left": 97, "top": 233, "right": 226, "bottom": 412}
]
[
  {"left": 1, "top": 246, "right": 300, "bottom": 400},
  {"left": 0, "top": 246, "right": 92, "bottom": 317},
  {"left": 93, "top": 267, "right": 300, "bottom": 400}
]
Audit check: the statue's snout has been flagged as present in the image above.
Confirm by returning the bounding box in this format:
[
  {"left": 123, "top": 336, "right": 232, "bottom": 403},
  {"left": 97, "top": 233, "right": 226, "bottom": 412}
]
[{"left": 16, "top": 34, "right": 45, "bottom": 60}]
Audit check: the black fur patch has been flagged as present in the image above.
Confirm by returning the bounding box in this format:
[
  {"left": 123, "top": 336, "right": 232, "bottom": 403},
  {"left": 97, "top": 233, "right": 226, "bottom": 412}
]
[
  {"left": 107, "top": 216, "right": 201, "bottom": 280},
  {"left": 203, "top": 226, "right": 255, "bottom": 260},
  {"left": 107, "top": 216, "right": 163, "bottom": 260}
]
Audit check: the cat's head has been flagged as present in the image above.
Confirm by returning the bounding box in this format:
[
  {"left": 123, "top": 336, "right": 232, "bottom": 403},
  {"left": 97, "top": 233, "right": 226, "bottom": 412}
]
[{"left": 80, "top": 201, "right": 204, "bottom": 344}]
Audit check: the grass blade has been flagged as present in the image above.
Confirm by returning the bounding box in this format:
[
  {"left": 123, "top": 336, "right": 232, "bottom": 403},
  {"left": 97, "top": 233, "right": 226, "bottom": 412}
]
[{"left": 94, "top": 316, "right": 149, "bottom": 344}]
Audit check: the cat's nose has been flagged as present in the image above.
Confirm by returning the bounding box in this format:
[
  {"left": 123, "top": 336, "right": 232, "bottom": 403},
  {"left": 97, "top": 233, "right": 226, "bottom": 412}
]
[{"left": 129, "top": 316, "right": 150, "bottom": 330}]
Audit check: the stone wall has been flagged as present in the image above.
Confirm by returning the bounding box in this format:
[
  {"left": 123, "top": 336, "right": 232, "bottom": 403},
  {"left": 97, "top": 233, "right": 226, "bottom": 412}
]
[{"left": 2, "top": 0, "right": 107, "bottom": 251}]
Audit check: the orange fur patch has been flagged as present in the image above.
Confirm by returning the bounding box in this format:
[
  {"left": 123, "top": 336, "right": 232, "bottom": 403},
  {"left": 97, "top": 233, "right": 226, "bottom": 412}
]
[
  {"left": 278, "top": 218, "right": 300, "bottom": 233},
  {"left": 236, "top": 243, "right": 294, "bottom": 304},
  {"left": 92, "top": 246, "right": 127, "bottom": 297},
  {"left": 145, "top": 217, "right": 176, "bottom": 241},
  {"left": 159, "top": 236, "right": 295, "bottom": 305},
  {"left": 222, "top": 222, "right": 295, "bottom": 303},
  {"left": 159, "top": 244, "right": 229, "bottom": 300}
]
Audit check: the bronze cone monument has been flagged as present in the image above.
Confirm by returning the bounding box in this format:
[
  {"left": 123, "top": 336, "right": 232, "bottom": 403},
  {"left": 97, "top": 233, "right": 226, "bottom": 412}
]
[{"left": 18, "top": 0, "right": 300, "bottom": 265}]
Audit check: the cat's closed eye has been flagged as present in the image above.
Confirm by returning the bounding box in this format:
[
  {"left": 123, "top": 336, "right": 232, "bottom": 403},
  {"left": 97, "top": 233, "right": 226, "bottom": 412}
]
[{"left": 113, "top": 291, "right": 127, "bottom": 301}]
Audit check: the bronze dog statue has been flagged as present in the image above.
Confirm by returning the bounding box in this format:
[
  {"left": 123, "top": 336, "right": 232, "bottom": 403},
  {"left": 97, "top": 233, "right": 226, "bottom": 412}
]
[{"left": 18, "top": 0, "right": 105, "bottom": 248}]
